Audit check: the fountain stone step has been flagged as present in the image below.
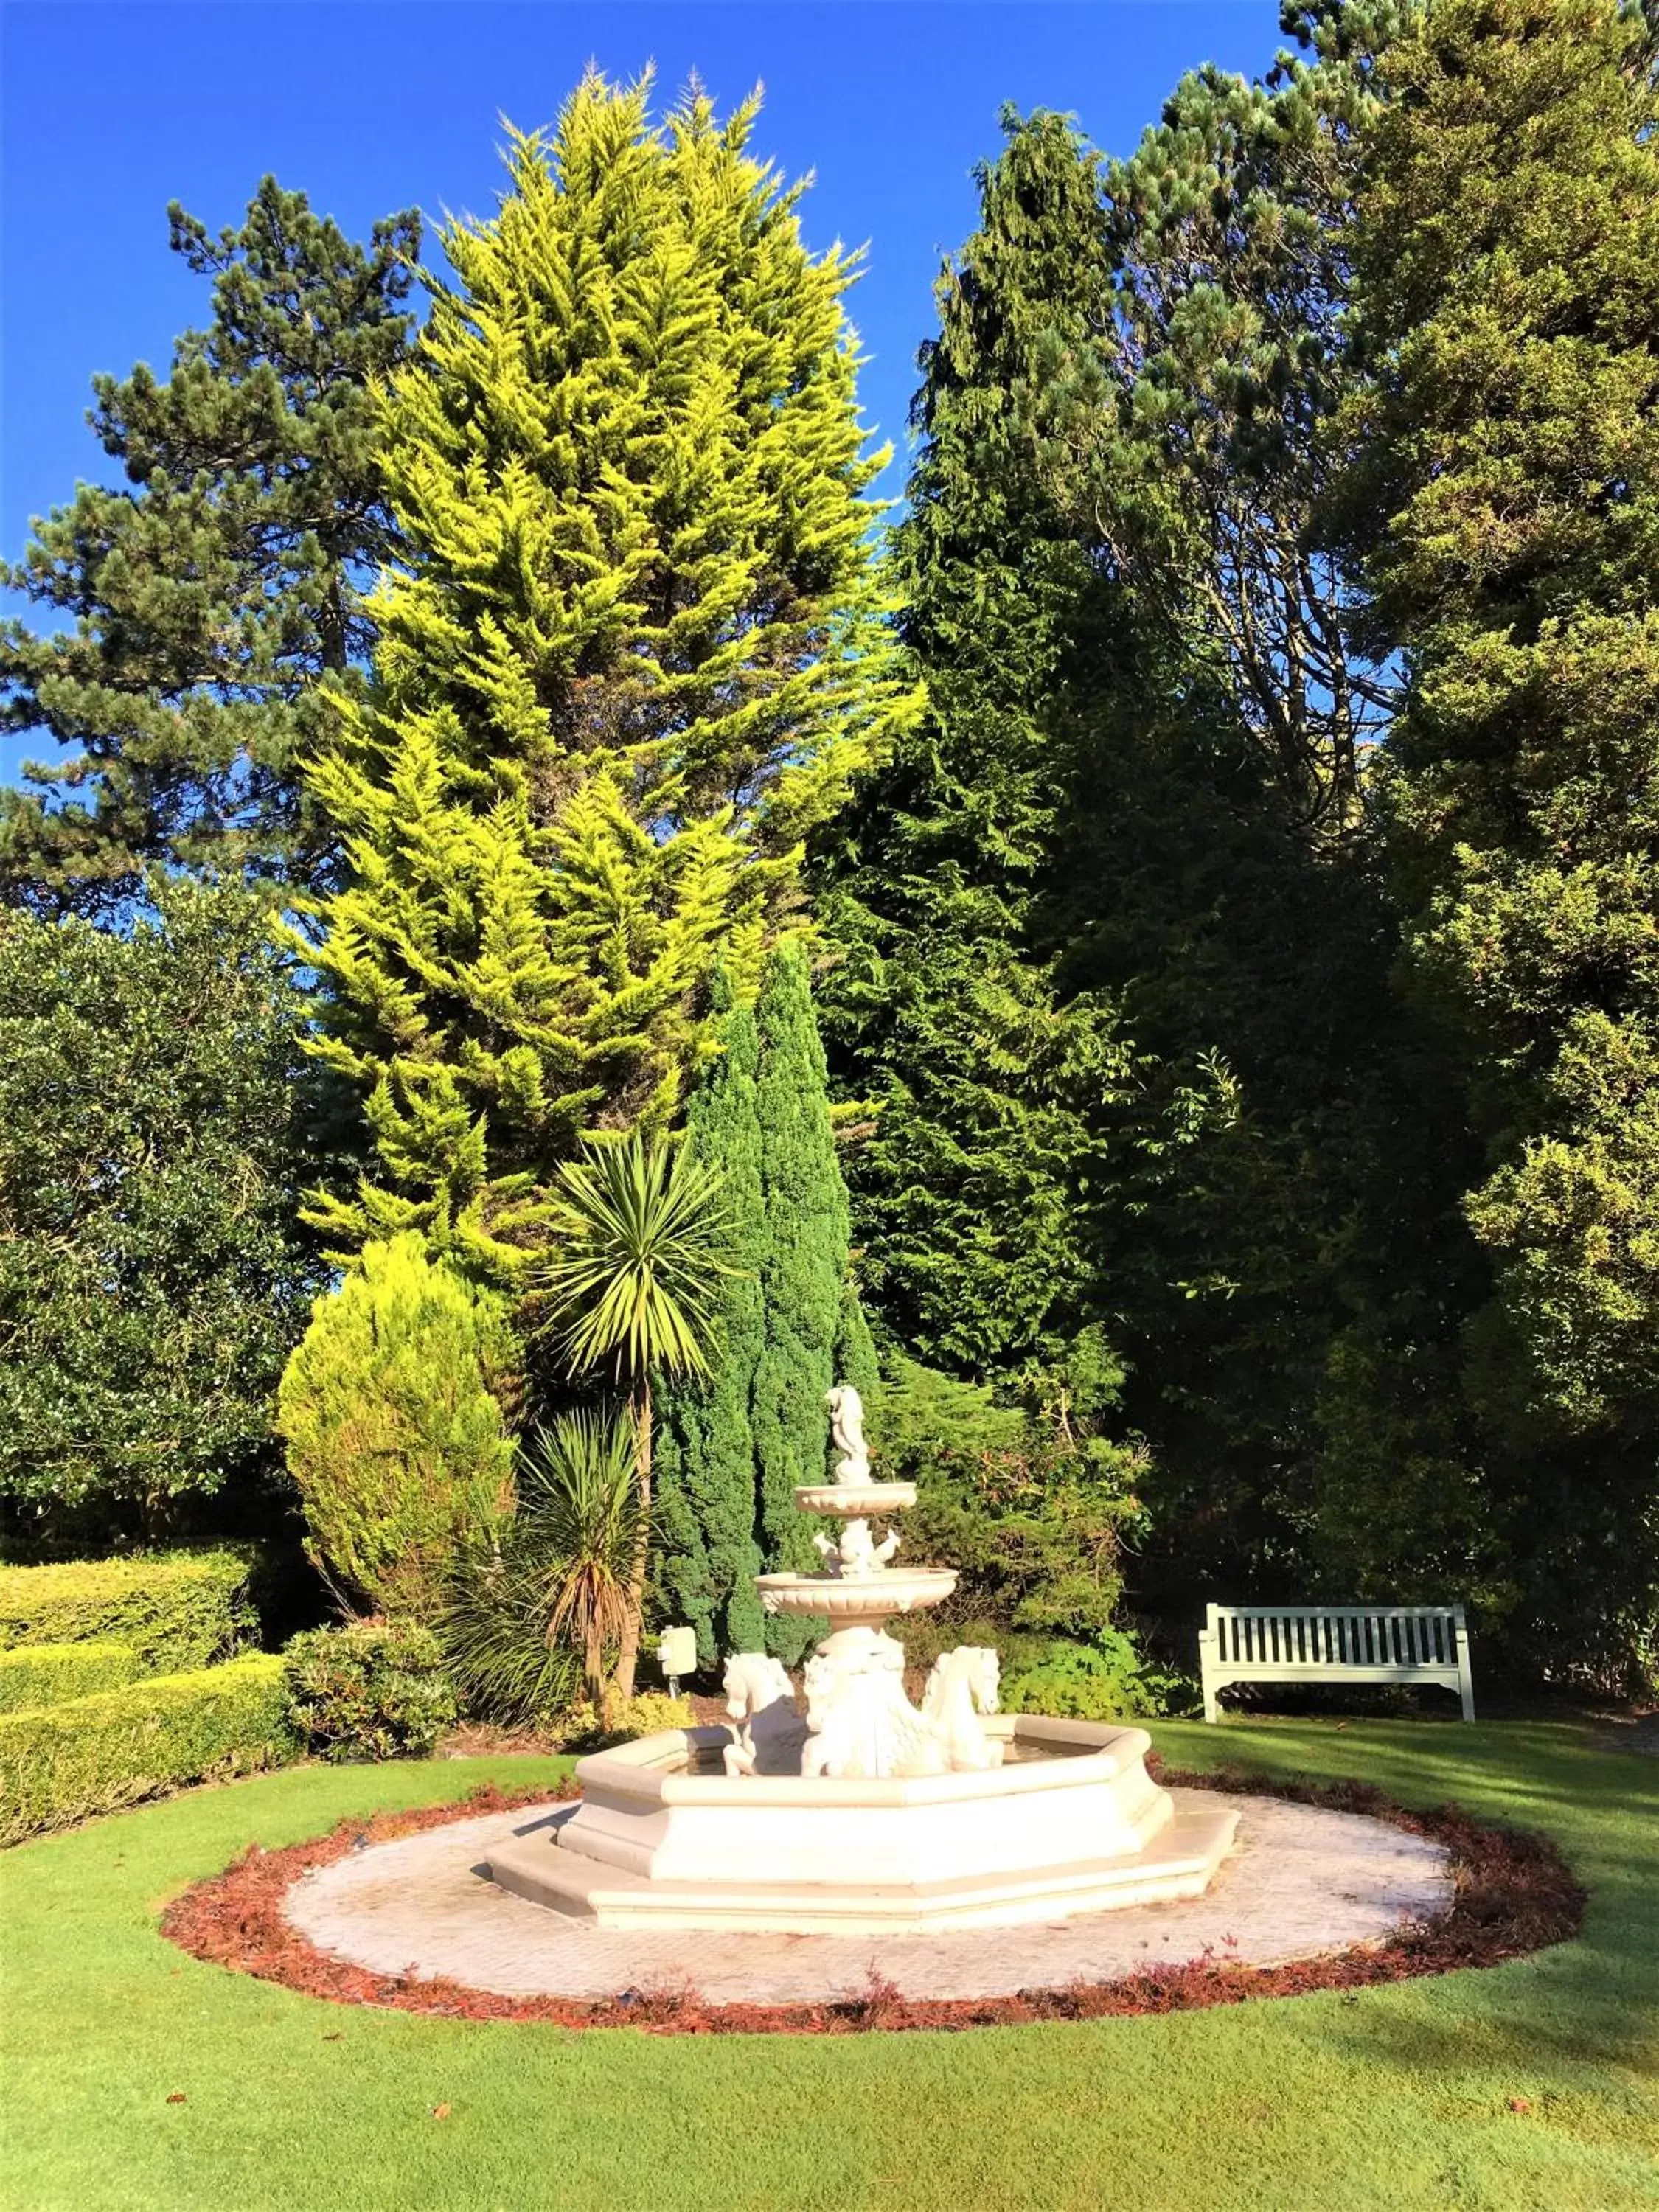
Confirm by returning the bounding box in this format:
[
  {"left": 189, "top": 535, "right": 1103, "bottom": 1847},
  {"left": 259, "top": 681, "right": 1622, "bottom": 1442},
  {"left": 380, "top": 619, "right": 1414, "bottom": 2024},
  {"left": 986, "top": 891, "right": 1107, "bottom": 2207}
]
[{"left": 486, "top": 1802, "right": 1239, "bottom": 1935}]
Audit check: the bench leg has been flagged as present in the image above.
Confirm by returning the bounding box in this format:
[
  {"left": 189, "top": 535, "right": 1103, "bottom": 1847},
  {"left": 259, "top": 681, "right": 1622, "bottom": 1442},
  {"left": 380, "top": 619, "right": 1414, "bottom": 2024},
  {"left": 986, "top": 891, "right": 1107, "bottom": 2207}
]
[{"left": 1456, "top": 1621, "right": 1475, "bottom": 1721}]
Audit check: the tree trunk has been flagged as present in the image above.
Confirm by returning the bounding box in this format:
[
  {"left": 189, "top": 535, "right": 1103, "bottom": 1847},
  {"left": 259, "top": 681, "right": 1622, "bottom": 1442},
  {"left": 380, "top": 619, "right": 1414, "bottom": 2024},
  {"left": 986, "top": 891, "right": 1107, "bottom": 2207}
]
[{"left": 611, "top": 1376, "right": 653, "bottom": 1705}]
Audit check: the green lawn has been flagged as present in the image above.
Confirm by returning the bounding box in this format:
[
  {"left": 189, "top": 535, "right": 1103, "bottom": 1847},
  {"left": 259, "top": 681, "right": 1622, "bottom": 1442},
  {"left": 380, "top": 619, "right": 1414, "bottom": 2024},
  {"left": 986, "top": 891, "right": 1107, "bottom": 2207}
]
[{"left": 1, "top": 1722, "right": 1655, "bottom": 2212}]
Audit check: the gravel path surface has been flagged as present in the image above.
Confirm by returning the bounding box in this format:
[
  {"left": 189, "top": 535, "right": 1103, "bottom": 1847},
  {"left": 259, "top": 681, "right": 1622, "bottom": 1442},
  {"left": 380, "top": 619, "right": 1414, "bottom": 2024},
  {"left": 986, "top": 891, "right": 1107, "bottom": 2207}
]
[{"left": 283, "top": 1790, "right": 1451, "bottom": 2006}]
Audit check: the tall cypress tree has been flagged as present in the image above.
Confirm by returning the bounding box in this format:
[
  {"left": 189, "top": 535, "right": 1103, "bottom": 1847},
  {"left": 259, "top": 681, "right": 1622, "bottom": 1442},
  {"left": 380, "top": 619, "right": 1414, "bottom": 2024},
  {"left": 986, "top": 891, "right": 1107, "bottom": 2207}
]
[
  {"left": 1329, "top": 0, "right": 1659, "bottom": 1679},
  {"left": 302, "top": 77, "right": 908, "bottom": 1279},
  {"left": 751, "top": 940, "right": 858, "bottom": 1655},
  {"left": 814, "top": 111, "right": 1135, "bottom": 1385},
  {"left": 655, "top": 940, "right": 877, "bottom": 1663},
  {"left": 651, "top": 973, "right": 770, "bottom": 1659},
  {"left": 0, "top": 180, "right": 420, "bottom": 913}
]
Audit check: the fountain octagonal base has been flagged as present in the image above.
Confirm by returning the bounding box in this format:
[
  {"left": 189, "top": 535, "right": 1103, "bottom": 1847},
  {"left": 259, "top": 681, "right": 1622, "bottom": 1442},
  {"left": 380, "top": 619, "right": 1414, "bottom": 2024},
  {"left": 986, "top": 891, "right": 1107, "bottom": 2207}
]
[{"left": 485, "top": 1717, "right": 1239, "bottom": 1934}]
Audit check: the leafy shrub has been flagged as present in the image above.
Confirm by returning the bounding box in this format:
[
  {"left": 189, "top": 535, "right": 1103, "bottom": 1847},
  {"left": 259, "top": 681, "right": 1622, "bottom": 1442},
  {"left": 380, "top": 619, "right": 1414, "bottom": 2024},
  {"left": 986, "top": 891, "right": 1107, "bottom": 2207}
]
[
  {"left": 0, "top": 882, "right": 325, "bottom": 1529},
  {"left": 0, "top": 1654, "right": 291, "bottom": 1844},
  {"left": 278, "top": 1234, "right": 516, "bottom": 1621},
  {"left": 282, "top": 1623, "right": 458, "bottom": 1761},
  {"left": 890, "top": 1613, "right": 1054, "bottom": 1683},
  {"left": 1000, "top": 1629, "right": 1184, "bottom": 1722},
  {"left": 0, "top": 1641, "right": 137, "bottom": 1714},
  {"left": 548, "top": 1692, "right": 695, "bottom": 1750},
  {"left": 886, "top": 1363, "right": 1149, "bottom": 1646},
  {"left": 0, "top": 1550, "right": 254, "bottom": 1673}
]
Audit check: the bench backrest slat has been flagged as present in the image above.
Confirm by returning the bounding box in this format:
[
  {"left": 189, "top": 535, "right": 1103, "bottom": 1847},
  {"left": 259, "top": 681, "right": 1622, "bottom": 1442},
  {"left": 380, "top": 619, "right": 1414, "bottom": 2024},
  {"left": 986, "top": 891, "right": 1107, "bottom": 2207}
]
[{"left": 1208, "top": 1601, "right": 1464, "bottom": 1671}]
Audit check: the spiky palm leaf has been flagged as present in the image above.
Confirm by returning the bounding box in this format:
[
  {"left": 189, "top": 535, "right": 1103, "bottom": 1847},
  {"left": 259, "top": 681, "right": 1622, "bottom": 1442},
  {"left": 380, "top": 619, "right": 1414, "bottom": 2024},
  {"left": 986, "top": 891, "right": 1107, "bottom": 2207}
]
[
  {"left": 535, "top": 1135, "right": 732, "bottom": 1385},
  {"left": 530, "top": 1133, "right": 734, "bottom": 1703}
]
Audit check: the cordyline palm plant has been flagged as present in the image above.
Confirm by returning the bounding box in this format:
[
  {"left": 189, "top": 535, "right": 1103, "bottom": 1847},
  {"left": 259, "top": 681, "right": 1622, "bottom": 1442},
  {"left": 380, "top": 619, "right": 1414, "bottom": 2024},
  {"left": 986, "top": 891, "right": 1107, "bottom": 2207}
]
[
  {"left": 526, "top": 1409, "right": 643, "bottom": 1713},
  {"left": 535, "top": 1135, "right": 732, "bottom": 1701},
  {"left": 442, "top": 1408, "right": 642, "bottom": 1722}
]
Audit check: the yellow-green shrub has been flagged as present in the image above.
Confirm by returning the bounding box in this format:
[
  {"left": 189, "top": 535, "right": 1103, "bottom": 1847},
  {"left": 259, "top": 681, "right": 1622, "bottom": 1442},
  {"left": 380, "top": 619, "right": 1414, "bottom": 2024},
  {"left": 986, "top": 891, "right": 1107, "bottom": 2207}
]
[
  {"left": 0, "top": 1641, "right": 137, "bottom": 1714},
  {"left": 0, "top": 1655, "right": 291, "bottom": 1844},
  {"left": 278, "top": 1235, "right": 515, "bottom": 1620},
  {"left": 549, "top": 1691, "right": 695, "bottom": 1750},
  {"left": 0, "top": 1551, "right": 254, "bottom": 1674}
]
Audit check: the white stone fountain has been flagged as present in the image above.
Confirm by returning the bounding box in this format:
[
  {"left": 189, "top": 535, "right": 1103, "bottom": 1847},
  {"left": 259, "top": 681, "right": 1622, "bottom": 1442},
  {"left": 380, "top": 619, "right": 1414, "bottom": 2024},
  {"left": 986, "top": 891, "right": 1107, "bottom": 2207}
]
[{"left": 487, "top": 1386, "right": 1237, "bottom": 1933}]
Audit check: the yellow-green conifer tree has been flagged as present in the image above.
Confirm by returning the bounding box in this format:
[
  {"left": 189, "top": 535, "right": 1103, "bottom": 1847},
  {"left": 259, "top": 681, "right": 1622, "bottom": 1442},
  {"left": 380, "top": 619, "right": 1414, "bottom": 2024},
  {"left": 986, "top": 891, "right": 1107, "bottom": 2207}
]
[{"left": 302, "top": 74, "right": 911, "bottom": 1279}]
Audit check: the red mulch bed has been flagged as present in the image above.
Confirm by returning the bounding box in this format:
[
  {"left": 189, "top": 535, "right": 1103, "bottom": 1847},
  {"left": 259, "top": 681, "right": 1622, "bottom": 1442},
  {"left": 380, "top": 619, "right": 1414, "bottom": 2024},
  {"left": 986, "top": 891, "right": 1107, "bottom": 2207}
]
[{"left": 159, "top": 1764, "right": 1585, "bottom": 2036}]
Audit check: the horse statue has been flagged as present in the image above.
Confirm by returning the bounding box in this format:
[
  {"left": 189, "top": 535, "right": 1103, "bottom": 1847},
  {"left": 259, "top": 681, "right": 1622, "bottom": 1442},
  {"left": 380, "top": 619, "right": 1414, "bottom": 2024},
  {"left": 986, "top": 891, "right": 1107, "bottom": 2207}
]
[
  {"left": 825, "top": 1382, "right": 871, "bottom": 1486},
  {"left": 799, "top": 1638, "right": 947, "bottom": 1780},
  {"left": 720, "top": 1652, "right": 806, "bottom": 1777},
  {"left": 922, "top": 1646, "right": 1005, "bottom": 1772}
]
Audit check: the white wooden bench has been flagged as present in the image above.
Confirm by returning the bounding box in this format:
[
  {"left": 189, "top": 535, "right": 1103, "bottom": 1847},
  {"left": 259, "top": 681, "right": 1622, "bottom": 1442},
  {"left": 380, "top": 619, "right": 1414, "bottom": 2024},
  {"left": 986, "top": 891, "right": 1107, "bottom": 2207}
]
[{"left": 1197, "top": 1602, "right": 1474, "bottom": 1722}]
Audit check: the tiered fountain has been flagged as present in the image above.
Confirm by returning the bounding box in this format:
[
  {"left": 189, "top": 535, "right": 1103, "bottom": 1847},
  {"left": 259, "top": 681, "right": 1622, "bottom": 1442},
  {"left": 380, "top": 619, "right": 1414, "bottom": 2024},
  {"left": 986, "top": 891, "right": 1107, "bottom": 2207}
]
[{"left": 487, "top": 1388, "right": 1237, "bottom": 1933}]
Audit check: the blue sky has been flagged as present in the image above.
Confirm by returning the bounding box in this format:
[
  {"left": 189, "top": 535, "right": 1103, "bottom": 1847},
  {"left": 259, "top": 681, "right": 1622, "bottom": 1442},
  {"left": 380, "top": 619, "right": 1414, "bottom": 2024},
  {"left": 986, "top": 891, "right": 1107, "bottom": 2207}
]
[{"left": 1, "top": 0, "right": 1284, "bottom": 785}]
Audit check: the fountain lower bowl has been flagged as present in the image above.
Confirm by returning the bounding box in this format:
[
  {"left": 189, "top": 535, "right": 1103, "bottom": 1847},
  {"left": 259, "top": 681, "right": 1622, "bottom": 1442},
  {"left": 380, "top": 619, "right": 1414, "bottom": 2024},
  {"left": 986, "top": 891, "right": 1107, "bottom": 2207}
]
[
  {"left": 753, "top": 1567, "right": 958, "bottom": 1624},
  {"left": 485, "top": 1717, "right": 1239, "bottom": 1933}
]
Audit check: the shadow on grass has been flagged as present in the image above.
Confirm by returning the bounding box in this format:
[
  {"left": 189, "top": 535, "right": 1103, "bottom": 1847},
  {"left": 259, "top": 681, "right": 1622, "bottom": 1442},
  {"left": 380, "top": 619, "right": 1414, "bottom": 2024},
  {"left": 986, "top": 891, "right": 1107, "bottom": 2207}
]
[{"left": 1154, "top": 1719, "right": 1659, "bottom": 2079}]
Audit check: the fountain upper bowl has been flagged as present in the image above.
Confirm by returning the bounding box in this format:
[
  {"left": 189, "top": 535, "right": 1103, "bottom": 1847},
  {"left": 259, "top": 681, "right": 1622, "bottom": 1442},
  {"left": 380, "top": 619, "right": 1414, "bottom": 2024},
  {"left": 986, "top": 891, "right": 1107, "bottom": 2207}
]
[{"left": 793, "top": 1481, "right": 917, "bottom": 1516}]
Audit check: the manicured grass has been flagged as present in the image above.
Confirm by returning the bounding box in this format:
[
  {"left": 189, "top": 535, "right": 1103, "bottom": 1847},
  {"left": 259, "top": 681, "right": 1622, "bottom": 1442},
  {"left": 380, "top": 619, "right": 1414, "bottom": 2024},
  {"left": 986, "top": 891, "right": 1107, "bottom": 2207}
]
[{"left": 1, "top": 1722, "right": 1655, "bottom": 2212}]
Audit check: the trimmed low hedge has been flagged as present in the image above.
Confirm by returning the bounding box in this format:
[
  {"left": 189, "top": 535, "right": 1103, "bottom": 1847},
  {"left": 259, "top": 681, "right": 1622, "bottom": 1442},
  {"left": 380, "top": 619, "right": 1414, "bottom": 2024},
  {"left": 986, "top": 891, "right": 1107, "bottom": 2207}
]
[
  {"left": 0, "top": 1655, "right": 292, "bottom": 1845},
  {"left": 0, "top": 1641, "right": 137, "bottom": 1714},
  {"left": 0, "top": 1551, "right": 254, "bottom": 1674}
]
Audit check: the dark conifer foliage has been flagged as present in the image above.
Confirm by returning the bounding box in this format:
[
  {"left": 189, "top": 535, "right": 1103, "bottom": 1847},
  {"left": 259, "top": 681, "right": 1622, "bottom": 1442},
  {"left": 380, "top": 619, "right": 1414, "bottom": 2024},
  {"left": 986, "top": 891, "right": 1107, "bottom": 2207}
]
[
  {"left": 655, "top": 942, "right": 879, "bottom": 1663},
  {"left": 1321, "top": 0, "right": 1659, "bottom": 1682},
  {"left": 815, "top": 111, "right": 1137, "bottom": 1386},
  {"left": 0, "top": 179, "right": 420, "bottom": 914}
]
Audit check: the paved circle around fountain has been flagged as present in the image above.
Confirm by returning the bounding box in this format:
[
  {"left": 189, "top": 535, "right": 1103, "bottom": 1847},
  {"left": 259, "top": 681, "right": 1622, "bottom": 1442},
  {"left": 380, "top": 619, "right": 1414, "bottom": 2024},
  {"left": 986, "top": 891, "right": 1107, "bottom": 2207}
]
[{"left": 282, "top": 1790, "right": 1451, "bottom": 2006}]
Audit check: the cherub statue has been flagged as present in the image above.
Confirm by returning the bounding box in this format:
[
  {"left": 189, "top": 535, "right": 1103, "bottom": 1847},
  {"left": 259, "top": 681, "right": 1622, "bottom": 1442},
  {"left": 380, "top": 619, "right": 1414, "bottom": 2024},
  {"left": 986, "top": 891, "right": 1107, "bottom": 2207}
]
[
  {"left": 813, "top": 1517, "right": 900, "bottom": 1579},
  {"left": 826, "top": 1382, "right": 871, "bottom": 1486}
]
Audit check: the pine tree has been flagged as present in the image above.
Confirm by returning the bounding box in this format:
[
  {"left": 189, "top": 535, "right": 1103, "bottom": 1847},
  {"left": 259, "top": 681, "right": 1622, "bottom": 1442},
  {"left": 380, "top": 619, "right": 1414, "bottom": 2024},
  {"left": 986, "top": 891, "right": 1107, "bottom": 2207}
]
[
  {"left": 303, "top": 76, "right": 909, "bottom": 1279},
  {"left": 0, "top": 180, "right": 420, "bottom": 913},
  {"left": 814, "top": 111, "right": 1136, "bottom": 1383},
  {"left": 655, "top": 942, "right": 877, "bottom": 1662},
  {"left": 1004, "top": 10, "right": 1416, "bottom": 1609},
  {"left": 1330, "top": 0, "right": 1659, "bottom": 1680}
]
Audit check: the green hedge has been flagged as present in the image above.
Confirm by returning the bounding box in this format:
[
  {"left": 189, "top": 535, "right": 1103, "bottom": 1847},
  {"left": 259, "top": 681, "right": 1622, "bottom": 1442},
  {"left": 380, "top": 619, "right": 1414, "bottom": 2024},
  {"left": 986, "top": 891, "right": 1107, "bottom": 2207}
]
[
  {"left": 0, "top": 1551, "right": 254, "bottom": 1674},
  {"left": 0, "top": 1655, "right": 292, "bottom": 1845},
  {"left": 0, "top": 1642, "right": 137, "bottom": 1714}
]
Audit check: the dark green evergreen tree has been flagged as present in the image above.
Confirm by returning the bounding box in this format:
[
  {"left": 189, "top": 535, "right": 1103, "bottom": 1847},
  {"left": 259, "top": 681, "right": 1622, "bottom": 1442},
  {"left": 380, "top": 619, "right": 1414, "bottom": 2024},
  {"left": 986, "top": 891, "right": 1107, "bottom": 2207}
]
[
  {"left": 751, "top": 940, "right": 862, "bottom": 1658},
  {"left": 1324, "top": 0, "right": 1659, "bottom": 1684},
  {"left": 815, "top": 111, "right": 1138, "bottom": 1387},
  {"left": 0, "top": 179, "right": 420, "bottom": 914},
  {"left": 655, "top": 941, "right": 877, "bottom": 1663},
  {"left": 1012, "top": 8, "right": 1415, "bottom": 1607},
  {"left": 652, "top": 974, "right": 770, "bottom": 1659}
]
